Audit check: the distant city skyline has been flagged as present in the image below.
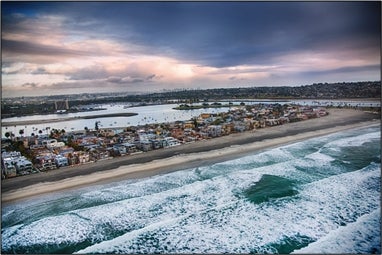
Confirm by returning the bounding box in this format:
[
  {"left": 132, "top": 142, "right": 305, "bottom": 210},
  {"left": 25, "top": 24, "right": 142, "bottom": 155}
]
[{"left": 2, "top": 1, "right": 381, "bottom": 98}]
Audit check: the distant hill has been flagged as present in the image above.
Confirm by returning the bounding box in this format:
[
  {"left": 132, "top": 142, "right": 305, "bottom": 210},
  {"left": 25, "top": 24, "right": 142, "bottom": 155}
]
[
  {"left": 147, "top": 81, "right": 381, "bottom": 101},
  {"left": 2, "top": 81, "right": 380, "bottom": 117}
]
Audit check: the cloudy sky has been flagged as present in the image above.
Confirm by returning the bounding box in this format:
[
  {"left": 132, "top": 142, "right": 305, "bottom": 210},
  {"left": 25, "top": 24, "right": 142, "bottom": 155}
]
[{"left": 2, "top": 2, "right": 380, "bottom": 97}]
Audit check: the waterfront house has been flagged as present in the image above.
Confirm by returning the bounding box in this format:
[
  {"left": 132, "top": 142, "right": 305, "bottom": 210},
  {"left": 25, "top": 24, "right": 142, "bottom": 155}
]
[
  {"left": 233, "top": 121, "right": 247, "bottom": 132},
  {"left": 1, "top": 151, "right": 33, "bottom": 175},
  {"left": 138, "top": 140, "right": 153, "bottom": 152},
  {"left": 150, "top": 139, "right": 162, "bottom": 150},
  {"left": 207, "top": 125, "right": 222, "bottom": 137},
  {"left": 121, "top": 142, "right": 138, "bottom": 153},
  {"left": 2, "top": 158, "right": 17, "bottom": 178},
  {"left": 88, "top": 147, "right": 108, "bottom": 161},
  {"left": 113, "top": 144, "right": 127, "bottom": 155},
  {"left": 14, "top": 157, "right": 33, "bottom": 174},
  {"left": 34, "top": 153, "right": 57, "bottom": 171},
  {"left": 222, "top": 123, "right": 235, "bottom": 135},
  {"left": 265, "top": 118, "right": 279, "bottom": 126},
  {"left": 73, "top": 151, "right": 90, "bottom": 164},
  {"left": 163, "top": 137, "right": 181, "bottom": 148},
  {"left": 55, "top": 155, "right": 69, "bottom": 167}
]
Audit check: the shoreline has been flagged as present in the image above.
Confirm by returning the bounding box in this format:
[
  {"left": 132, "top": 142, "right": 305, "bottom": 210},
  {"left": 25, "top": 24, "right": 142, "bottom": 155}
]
[
  {"left": 2, "top": 109, "right": 380, "bottom": 204},
  {"left": 1, "top": 112, "right": 138, "bottom": 126}
]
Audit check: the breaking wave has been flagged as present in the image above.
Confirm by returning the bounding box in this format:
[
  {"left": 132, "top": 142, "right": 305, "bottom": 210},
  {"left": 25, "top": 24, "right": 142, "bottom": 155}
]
[{"left": 2, "top": 125, "right": 380, "bottom": 254}]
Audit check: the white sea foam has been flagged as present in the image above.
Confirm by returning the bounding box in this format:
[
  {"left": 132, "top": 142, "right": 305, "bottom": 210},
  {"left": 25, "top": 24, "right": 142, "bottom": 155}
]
[
  {"left": 292, "top": 209, "right": 380, "bottom": 254},
  {"left": 219, "top": 146, "right": 296, "bottom": 167},
  {"left": 5, "top": 160, "right": 379, "bottom": 253},
  {"left": 2, "top": 126, "right": 380, "bottom": 254},
  {"left": 304, "top": 150, "right": 335, "bottom": 163},
  {"left": 75, "top": 163, "right": 380, "bottom": 254},
  {"left": 2, "top": 214, "right": 94, "bottom": 250},
  {"left": 79, "top": 169, "right": 200, "bottom": 203},
  {"left": 324, "top": 131, "right": 380, "bottom": 148}
]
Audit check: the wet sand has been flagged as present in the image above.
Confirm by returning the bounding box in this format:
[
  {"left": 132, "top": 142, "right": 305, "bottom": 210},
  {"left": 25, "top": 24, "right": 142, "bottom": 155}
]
[{"left": 2, "top": 109, "right": 379, "bottom": 203}]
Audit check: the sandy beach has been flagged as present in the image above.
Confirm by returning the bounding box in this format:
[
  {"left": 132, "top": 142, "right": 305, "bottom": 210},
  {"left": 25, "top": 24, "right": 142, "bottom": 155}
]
[{"left": 2, "top": 108, "right": 380, "bottom": 204}]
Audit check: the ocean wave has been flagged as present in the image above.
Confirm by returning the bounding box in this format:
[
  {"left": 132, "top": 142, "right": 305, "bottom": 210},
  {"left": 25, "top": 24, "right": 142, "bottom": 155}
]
[
  {"left": 292, "top": 209, "right": 381, "bottom": 254},
  {"left": 2, "top": 125, "right": 380, "bottom": 254},
  {"left": 75, "top": 164, "right": 379, "bottom": 254},
  {"left": 324, "top": 131, "right": 380, "bottom": 148}
]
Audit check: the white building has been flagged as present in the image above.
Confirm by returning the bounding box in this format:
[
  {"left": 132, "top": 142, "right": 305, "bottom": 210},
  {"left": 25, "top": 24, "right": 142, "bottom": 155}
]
[
  {"left": 1, "top": 151, "right": 33, "bottom": 176},
  {"left": 163, "top": 137, "right": 181, "bottom": 148},
  {"left": 55, "top": 155, "right": 69, "bottom": 167}
]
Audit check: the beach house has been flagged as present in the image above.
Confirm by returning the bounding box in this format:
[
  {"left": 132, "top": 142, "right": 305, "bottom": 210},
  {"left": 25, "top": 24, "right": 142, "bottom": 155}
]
[{"left": 1, "top": 151, "right": 33, "bottom": 176}]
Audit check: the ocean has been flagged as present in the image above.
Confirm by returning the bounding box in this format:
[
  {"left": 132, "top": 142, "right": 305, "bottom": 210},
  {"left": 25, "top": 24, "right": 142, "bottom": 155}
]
[{"left": 2, "top": 124, "right": 380, "bottom": 254}]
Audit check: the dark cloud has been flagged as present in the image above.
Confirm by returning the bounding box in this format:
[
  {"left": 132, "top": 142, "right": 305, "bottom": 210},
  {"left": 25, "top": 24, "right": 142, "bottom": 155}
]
[
  {"left": 106, "top": 76, "right": 123, "bottom": 84},
  {"left": 106, "top": 75, "right": 155, "bottom": 84},
  {"left": 69, "top": 66, "right": 109, "bottom": 80},
  {"left": 68, "top": 2, "right": 378, "bottom": 68},
  {"left": 146, "top": 74, "right": 156, "bottom": 80},
  {"left": 3, "top": 39, "right": 89, "bottom": 57},
  {"left": 130, "top": 78, "right": 144, "bottom": 83},
  {"left": 3, "top": 2, "right": 379, "bottom": 68},
  {"left": 302, "top": 64, "right": 381, "bottom": 76},
  {"left": 69, "top": 67, "right": 158, "bottom": 84},
  {"left": 31, "top": 67, "right": 47, "bottom": 74},
  {"left": 1, "top": 1, "right": 380, "bottom": 97}
]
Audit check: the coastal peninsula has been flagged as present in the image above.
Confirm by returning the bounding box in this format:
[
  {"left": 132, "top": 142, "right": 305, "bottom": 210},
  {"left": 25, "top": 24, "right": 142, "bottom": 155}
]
[{"left": 2, "top": 108, "right": 379, "bottom": 203}]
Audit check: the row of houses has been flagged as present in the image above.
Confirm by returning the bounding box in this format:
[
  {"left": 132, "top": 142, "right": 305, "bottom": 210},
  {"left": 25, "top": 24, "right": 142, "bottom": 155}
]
[
  {"left": 2, "top": 104, "right": 327, "bottom": 179},
  {"left": 2, "top": 151, "right": 34, "bottom": 178}
]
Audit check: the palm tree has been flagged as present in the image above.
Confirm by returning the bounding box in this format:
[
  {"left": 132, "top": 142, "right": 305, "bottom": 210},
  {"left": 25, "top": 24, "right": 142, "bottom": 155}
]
[{"left": 46, "top": 127, "right": 50, "bottom": 138}]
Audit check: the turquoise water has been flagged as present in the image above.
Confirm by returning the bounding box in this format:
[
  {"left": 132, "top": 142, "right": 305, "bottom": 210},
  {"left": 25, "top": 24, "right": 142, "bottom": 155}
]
[{"left": 2, "top": 125, "right": 380, "bottom": 254}]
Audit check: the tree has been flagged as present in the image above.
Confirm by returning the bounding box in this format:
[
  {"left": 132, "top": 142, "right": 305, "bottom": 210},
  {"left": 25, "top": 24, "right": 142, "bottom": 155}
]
[
  {"left": 192, "top": 117, "right": 199, "bottom": 131},
  {"left": 50, "top": 129, "right": 59, "bottom": 138}
]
